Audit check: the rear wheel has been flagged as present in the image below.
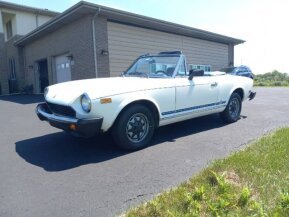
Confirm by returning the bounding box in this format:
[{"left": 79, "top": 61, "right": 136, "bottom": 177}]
[
  {"left": 220, "top": 92, "right": 242, "bottom": 123},
  {"left": 112, "top": 105, "right": 156, "bottom": 151}
]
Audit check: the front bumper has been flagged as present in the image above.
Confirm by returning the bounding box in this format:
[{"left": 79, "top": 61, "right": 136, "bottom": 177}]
[
  {"left": 36, "top": 103, "right": 103, "bottom": 138},
  {"left": 249, "top": 91, "right": 256, "bottom": 100}
]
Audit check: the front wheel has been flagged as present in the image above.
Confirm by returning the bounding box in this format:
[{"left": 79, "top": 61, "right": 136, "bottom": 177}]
[
  {"left": 220, "top": 93, "right": 242, "bottom": 123},
  {"left": 112, "top": 105, "right": 156, "bottom": 151}
]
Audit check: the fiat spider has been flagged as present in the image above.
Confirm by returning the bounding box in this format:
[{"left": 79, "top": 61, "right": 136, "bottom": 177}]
[{"left": 36, "top": 51, "right": 256, "bottom": 150}]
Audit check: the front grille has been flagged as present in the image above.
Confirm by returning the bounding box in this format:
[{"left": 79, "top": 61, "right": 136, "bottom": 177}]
[{"left": 46, "top": 102, "right": 76, "bottom": 117}]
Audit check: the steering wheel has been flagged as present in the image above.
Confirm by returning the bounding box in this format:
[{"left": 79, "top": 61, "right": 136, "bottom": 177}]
[{"left": 155, "top": 70, "right": 169, "bottom": 76}]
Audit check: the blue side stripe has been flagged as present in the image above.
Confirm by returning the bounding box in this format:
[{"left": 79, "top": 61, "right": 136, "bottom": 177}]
[{"left": 161, "top": 101, "right": 226, "bottom": 116}]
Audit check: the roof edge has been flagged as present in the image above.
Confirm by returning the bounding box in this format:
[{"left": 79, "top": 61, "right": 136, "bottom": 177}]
[
  {"left": 0, "top": 0, "right": 59, "bottom": 16},
  {"left": 15, "top": 1, "right": 85, "bottom": 46},
  {"left": 15, "top": 1, "right": 245, "bottom": 46},
  {"left": 83, "top": 1, "right": 245, "bottom": 45}
]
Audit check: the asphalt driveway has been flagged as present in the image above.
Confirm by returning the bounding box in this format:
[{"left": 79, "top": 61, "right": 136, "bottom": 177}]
[{"left": 0, "top": 88, "right": 289, "bottom": 217}]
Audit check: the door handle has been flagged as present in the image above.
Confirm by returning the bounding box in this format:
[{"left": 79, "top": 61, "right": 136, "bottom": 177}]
[{"left": 211, "top": 82, "right": 218, "bottom": 87}]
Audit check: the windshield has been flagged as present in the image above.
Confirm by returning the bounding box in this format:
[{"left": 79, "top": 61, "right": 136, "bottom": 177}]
[{"left": 124, "top": 55, "right": 180, "bottom": 78}]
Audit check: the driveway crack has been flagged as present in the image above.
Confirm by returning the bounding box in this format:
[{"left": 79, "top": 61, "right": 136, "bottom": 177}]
[{"left": 124, "top": 192, "right": 153, "bottom": 204}]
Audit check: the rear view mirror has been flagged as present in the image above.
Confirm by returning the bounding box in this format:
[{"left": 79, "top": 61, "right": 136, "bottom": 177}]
[{"left": 188, "top": 69, "right": 204, "bottom": 80}]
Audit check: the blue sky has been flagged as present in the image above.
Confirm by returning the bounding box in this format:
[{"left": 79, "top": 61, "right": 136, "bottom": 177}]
[{"left": 6, "top": 0, "right": 289, "bottom": 73}]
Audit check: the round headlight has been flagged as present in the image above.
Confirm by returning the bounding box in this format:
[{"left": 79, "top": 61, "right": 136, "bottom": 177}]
[
  {"left": 80, "top": 93, "right": 91, "bottom": 113},
  {"left": 44, "top": 87, "right": 49, "bottom": 98}
]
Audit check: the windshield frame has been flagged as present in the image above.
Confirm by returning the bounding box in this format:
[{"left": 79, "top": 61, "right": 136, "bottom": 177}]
[{"left": 123, "top": 54, "right": 183, "bottom": 78}]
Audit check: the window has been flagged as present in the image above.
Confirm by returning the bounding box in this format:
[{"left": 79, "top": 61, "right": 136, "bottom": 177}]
[
  {"left": 188, "top": 64, "right": 211, "bottom": 72},
  {"left": 6, "top": 20, "right": 13, "bottom": 39},
  {"left": 9, "top": 58, "right": 16, "bottom": 79}
]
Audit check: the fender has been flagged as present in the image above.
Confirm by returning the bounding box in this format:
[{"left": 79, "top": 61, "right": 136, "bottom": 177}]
[
  {"left": 98, "top": 91, "right": 165, "bottom": 132},
  {"left": 228, "top": 86, "right": 245, "bottom": 101},
  {"left": 219, "top": 75, "right": 252, "bottom": 104},
  {"left": 115, "top": 93, "right": 161, "bottom": 123}
]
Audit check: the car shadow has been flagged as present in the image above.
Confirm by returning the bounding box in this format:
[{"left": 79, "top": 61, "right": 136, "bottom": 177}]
[
  {"left": 0, "top": 94, "right": 44, "bottom": 105},
  {"left": 15, "top": 114, "right": 228, "bottom": 172},
  {"left": 154, "top": 114, "right": 228, "bottom": 143}
]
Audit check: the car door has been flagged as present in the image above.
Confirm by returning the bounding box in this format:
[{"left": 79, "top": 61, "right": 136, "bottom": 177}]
[{"left": 174, "top": 58, "right": 220, "bottom": 120}]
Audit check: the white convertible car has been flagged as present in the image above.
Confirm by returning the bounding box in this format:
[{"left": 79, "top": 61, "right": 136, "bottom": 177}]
[{"left": 36, "top": 51, "right": 256, "bottom": 150}]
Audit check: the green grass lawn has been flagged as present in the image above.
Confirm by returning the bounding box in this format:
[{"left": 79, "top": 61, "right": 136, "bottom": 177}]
[{"left": 124, "top": 127, "right": 289, "bottom": 217}]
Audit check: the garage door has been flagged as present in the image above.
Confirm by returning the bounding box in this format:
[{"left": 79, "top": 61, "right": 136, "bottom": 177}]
[
  {"left": 107, "top": 22, "right": 228, "bottom": 77},
  {"left": 55, "top": 54, "right": 71, "bottom": 83}
]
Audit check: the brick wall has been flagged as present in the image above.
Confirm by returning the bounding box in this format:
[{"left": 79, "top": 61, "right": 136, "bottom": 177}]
[
  {"left": 94, "top": 16, "right": 110, "bottom": 77},
  {"left": 23, "top": 15, "right": 112, "bottom": 93},
  {"left": 23, "top": 15, "right": 96, "bottom": 92}
]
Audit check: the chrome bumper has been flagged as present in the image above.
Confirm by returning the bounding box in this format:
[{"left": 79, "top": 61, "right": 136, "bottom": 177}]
[
  {"left": 35, "top": 103, "right": 103, "bottom": 137},
  {"left": 36, "top": 103, "right": 78, "bottom": 123}
]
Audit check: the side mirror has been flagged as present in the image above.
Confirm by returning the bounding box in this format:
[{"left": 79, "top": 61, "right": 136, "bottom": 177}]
[
  {"left": 188, "top": 69, "right": 204, "bottom": 80},
  {"left": 188, "top": 69, "right": 194, "bottom": 80}
]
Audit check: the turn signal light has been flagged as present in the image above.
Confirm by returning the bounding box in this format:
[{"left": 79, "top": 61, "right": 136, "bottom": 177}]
[
  {"left": 100, "top": 98, "right": 112, "bottom": 104},
  {"left": 69, "top": 124, "right": 77, "bottom": 131}
]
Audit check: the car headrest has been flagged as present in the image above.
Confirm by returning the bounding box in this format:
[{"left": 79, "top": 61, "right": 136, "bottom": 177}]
[{"left": 166, "top": 67, "right": 175, "bottom": 75}]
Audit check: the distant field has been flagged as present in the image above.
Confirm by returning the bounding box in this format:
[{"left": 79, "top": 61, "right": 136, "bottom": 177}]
[{"left": 254, "top": 70, "right": 289, "bottom": 87}]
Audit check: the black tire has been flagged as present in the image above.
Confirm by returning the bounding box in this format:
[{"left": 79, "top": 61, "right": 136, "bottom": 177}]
[
  {"left": 112, "top": 105, "right": 156, "bottom": 151},
  {"left": 220, "top": 92, "right": 242, "bottom": 123}
]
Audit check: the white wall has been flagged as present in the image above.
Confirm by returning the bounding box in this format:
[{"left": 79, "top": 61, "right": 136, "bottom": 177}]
[
  {"left": 15, "top": 11, "right": 36, "bottom": 35},
  {"left": 15, "top": 11, "right": 52, "bottom": 35},
  {"left": 0, "top": 8, "right": 54, "bottom": 40},
  {"left": 37, "top": 15, "right": 52, "bottom": 27}
]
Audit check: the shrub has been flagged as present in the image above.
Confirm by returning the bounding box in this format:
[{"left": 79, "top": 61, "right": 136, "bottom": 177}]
[{"left": 255, "top": 70, "right": 289, "bottom": 87}]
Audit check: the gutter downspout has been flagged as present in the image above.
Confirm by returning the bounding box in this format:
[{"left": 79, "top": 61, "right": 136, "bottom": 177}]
[
  {"left": 92, "top": 8, "right": 100, "bottom": 78},
  {"left": 35, "top": 12, "right": 39, "bottom": 27}
]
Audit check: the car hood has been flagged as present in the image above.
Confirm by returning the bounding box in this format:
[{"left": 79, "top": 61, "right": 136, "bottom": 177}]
[{"left": 45, "top": 77, "right": 173, "bottom": 105}]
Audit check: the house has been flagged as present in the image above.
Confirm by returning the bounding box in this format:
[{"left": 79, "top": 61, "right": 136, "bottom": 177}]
[
  {"left": 0, "top": 1, "right": 244, "bottom": 95},
  {"left": 0, "top": 0, "right": 58, "bottom": 94}
]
